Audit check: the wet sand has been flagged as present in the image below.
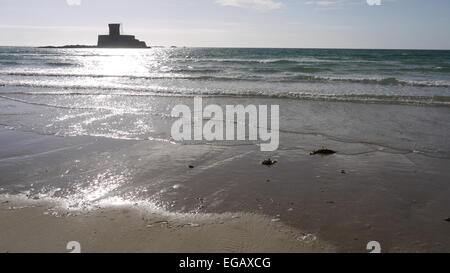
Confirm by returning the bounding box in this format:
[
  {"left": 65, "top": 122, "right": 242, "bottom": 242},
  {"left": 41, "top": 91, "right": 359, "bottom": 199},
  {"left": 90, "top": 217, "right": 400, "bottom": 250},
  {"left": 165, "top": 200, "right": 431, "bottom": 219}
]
[
  {"left": 0, "top": 198, "right": 333, "bottom": 253},
  {"left": 1, "top": 127, "right": 450, "bottom": 252}
]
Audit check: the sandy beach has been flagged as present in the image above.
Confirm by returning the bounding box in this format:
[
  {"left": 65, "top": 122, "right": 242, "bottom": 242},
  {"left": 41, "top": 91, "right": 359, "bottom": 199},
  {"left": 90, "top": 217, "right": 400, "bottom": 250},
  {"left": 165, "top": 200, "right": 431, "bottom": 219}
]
[{"left": 0, "top": 198, "right": 333, "bottom": 253}]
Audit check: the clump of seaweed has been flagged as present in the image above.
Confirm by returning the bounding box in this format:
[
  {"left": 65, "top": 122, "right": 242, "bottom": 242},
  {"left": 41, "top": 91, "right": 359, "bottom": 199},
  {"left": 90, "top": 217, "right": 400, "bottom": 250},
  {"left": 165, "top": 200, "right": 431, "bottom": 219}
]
[
  {"left": 310, "top": 148, "right": 337, "bottom": 156},
  {"left": 262, "top": 159, "right": 278, "bottom": 166}
]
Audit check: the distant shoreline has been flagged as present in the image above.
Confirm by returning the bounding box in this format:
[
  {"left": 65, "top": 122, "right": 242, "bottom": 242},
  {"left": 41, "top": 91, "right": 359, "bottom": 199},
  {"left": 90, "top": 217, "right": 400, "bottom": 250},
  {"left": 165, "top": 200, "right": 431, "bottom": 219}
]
[
  {"left": 0, "top": 45, "right": 442, "bottom": 50},
  {"left": 17, "top": 45, "right": 448, "bottom": 51},
  {"left": 38, "top": 45, "right": 152, "bottom": 49},
  {"left": 38, "top": 45, "right": 97, "bottom": 49}
]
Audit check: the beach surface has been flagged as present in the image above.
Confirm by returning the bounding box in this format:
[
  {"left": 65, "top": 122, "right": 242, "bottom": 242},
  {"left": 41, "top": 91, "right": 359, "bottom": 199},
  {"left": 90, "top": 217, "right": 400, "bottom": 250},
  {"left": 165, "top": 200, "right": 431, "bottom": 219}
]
[
  {"left": 0, "top": 197, "right": 333, "bottom": 253},
  {"left": 1, "top": 125, "right": 450, "bottom": 253}
]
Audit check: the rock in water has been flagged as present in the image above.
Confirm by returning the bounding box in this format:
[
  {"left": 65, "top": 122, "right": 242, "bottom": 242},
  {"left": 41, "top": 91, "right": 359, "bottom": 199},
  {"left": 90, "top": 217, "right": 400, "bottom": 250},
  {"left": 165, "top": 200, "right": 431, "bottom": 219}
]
[{"left": 310, "top": 148, "right": 337, "bottom": 155}]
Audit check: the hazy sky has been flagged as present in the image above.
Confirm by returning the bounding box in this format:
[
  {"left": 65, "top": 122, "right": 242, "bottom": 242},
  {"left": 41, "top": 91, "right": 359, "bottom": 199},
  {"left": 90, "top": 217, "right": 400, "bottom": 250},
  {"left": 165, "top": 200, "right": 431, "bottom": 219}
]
[{"left": 0, "top": 0, "right": 449, "bottom": 49}]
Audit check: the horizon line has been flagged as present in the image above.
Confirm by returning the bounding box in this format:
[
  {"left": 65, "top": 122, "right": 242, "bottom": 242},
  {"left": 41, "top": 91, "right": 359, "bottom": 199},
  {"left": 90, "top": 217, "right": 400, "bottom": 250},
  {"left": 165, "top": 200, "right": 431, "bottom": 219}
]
[{"left": 1, "top": 45, "right": 450, "bottom": 51}]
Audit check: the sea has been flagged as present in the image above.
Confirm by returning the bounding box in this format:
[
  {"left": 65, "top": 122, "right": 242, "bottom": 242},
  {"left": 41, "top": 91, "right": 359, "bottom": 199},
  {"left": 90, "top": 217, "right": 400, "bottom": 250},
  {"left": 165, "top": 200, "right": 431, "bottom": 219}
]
[{"left": 1, "top": 47, "right": 449, "bottom": 154}]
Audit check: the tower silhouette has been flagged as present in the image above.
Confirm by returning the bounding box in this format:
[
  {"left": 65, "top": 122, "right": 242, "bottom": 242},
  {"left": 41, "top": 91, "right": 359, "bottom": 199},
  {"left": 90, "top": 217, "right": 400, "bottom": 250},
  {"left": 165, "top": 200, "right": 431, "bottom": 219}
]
[{"left": 97, "top": 24, "right": 148, "bottom": 48}]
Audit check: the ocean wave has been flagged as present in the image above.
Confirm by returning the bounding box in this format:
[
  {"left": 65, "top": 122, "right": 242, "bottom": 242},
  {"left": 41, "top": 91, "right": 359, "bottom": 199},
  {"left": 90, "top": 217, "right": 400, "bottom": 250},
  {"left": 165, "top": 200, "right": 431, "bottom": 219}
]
[
  {"left": 263, "top": 59, "right": 299, "bottom": 64},
  {"left": 0, "top": 71, "right": 263, "bottom": 83},
  {"left": 287, "top": 66, "right": 325, "bottom": 73},
  {"left": 0, "top": 61, "right": 20, "bottom": 65},
  {"left": 45, "top": 62, "right": 77, "bottom": 67},
  {"left": 375, "top": 66, "right": 450, "bottom": 73},
  {"left": 170, "top": 68, "right": 223, "bottom": 74},
  {"left": 411, "top": 66, "right": 450, "bottom": 73},
  {"left": 1, "top": 71, "right": 449, "bottom": 87},
  {"left": 287, "top": 75, "right": 450, "bottom": 87},
  {"left": 1, "top": 84, "right": 450, "bottom": 107},
  {"left": 0, "top": 61, "right": 21, "bottom": 66},
  {"left": 193, "top": 58, "right": 301, "bottom": 65}
]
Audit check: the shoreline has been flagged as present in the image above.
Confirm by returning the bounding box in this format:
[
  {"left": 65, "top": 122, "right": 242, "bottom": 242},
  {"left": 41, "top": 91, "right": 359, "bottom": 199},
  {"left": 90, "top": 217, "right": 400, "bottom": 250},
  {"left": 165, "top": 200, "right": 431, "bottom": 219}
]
[{"left": 0, "top": 197, "right": 334, "bottom": 253}]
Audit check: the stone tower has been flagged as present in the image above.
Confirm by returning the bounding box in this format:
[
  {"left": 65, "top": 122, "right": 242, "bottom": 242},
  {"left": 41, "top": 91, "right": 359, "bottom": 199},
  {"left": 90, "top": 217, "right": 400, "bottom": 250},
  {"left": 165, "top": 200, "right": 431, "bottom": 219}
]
[{"left": 97, "top": 24, "right": 148, "bottom": 48}]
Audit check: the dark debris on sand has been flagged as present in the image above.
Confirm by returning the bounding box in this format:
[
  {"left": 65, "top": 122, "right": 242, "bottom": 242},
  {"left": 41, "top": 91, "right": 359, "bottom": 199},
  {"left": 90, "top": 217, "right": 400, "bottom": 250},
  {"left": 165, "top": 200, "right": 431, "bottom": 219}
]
[
  {"left": 310, "top": 148, "right": 337, "bottom": 156},
  {"left": 262, "top": 159, "right": 278, "bottom": 166},
  {"left": 445, "top": 218, "right": 450, "bottom": 222}
]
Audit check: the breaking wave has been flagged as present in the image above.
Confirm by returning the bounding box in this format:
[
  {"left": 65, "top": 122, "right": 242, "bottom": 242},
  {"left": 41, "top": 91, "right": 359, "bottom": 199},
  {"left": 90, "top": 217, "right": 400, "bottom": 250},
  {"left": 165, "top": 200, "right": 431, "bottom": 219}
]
[
  {"left": 1, "top": 71, "right": 450, "bottom": 87},
  {"left": 1, "top": 84, "right": 450, "bottom": 107}
]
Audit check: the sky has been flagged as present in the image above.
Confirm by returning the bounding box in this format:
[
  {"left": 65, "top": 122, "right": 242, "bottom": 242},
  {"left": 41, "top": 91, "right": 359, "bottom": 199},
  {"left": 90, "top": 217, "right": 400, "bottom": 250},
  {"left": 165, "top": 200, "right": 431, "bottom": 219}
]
[{"left": 0, "top": 0, "right": 449, "bottom": 49}]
